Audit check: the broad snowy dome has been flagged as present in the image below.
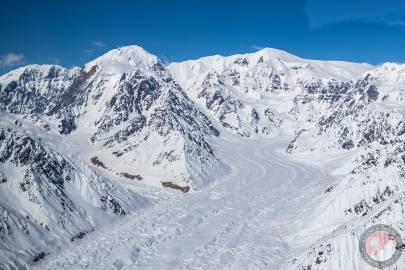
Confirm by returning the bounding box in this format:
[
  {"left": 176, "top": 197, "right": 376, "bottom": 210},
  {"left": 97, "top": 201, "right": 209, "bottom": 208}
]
[
  {"left": 85, "top": 45, "right": 159, "bottom": 75},
  {"left": 168, "top": 47, "right": 374, "bottom": 90}
]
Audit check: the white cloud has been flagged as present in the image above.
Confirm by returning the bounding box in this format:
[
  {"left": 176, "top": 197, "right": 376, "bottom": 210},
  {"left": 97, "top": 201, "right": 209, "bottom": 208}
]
[
  {"left": 92, "top": 41, "right": 106, "bottom": 49},
  {"left": 48, "top": 57, "right": 60, "bottom": 64},
  {"left": 384, "top": 20, "right": 405, "bottom": 26},
  {"left": 305, "top": 0, "right": 405, "bottom": 29},
  {"left": 0, "top": 53, "right": 25, "bottom": 67},
  {"left": 85, "top": 41, "right": 107, "bottom": 55},
  {"left": 250, "top": 45, "right": 265, "bottom": 51}
]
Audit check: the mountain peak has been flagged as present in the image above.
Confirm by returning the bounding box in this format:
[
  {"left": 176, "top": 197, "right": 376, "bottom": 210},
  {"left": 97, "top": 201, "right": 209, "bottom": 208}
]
[
  {"left": 85, "top": 45, "right": 159, "bottom": 75},
  {"left": 250, "top": 47, "right": 302, "bottom": 62},
  {"left": 168, "top": 47, "right": 374, "bottom": 89}
]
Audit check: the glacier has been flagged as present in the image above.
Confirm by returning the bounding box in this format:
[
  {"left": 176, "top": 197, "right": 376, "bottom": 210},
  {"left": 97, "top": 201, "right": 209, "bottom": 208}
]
[{"left": 1, "top": 45, "right": 404, "bottom": 270}]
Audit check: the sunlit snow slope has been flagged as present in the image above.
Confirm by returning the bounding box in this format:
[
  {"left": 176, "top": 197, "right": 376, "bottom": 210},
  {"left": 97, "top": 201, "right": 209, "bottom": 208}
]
[
  {"left": 1, "top": 45, "right": 405, "bottom": 270},
  {"left": 0, "top": 45, "right": 226, "bottom": 269}
]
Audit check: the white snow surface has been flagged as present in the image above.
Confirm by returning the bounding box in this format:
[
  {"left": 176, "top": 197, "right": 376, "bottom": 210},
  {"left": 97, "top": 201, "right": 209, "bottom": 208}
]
[
  {"left": 85, "top": 45, "right": 159, "bottom": 75},
  {"left": 168, "top": 48, "right": 373, "bottom": 90},
  {"left": 1, "top": 45, "right": 405, "bottom": 270},
  {"left": 32, "top": 133, "right": 334, "bottom": 270},
  {"left": 168, "top": 48, "right": 375, "bottom": 138}
]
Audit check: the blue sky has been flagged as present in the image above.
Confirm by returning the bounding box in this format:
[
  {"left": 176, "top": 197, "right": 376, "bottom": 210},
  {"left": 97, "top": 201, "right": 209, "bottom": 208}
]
[{"left": 1, "top": 0, "right": 405, "bottom": 74}]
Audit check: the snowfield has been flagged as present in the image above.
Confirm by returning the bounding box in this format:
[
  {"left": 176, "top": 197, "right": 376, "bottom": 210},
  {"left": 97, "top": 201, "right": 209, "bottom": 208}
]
[
  {"left": 2, "top": 45, "right": 405, "bottom": 269},
  {"left": 32, "top": 133, "right": 333, "bottom": 270}
]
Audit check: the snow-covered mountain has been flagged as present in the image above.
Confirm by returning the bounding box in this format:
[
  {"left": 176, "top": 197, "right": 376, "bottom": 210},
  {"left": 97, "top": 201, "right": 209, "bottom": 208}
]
[
  {"left": 169, "top": 50, "right": 405, "bottom": 269},
  {"left": 0, "top": 45, "right": 227, "bottom": 269},
  {"left": 1, "top": 45, "right": 405, "bottom": 269},
  {"left": 168, "top": 48, "right": 373, "bottom": 137},
  {"left": 0, "top": 45, "right": 225, "bottom": 189},
  {"left": 0, "top": 126, "right": 149, "bottom": 269},
  {"left": 282, "top": 64, "right": 405, "bottom": 270}
]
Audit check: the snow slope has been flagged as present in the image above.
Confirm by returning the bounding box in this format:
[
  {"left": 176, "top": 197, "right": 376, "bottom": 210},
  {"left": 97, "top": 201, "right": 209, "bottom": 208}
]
[
  {"left": 0, "top": 45, "right": 227, "bottom": 269},
  {"left": 168, "top": 48, "right": 373, "bottom": 137},
  {"left": 168, "top": 48, "right": 372, "bottom": 89},
  {"left": 0, "top": 124, "right": 149, "bottom": 270},
  {"left": 282, "top": 65, "right": 405, "bottom": 270},
  {"left": 32, "top": 133, "right": 335, "bottom": 270},
  {"left": 0, "top": 45, "right": 225, "bottom": 189},
  {"left": 1, "top": 45, "right": 405, "bottom": 270}
]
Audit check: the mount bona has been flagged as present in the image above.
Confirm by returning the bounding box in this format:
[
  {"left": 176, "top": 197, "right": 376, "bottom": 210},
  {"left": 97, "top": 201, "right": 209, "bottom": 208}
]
[{"left": 0, "top": 45, "right": 405, "bottom": 269}]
